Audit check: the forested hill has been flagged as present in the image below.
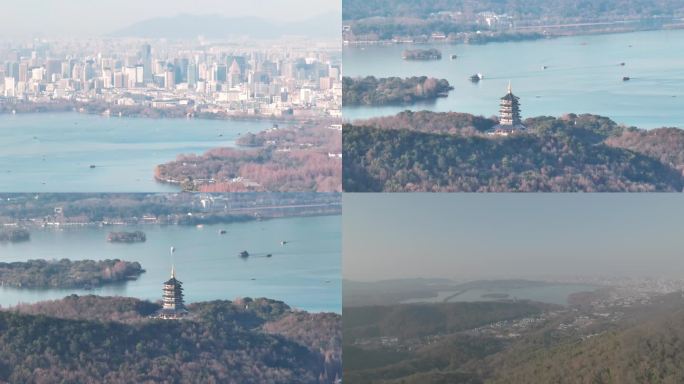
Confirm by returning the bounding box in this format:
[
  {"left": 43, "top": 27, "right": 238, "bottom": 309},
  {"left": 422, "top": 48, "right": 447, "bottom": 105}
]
[
  {"left": 343, "top": 111, "right": 684, "bottom": 192},
  {"left": 1, "top": 295, "right": 341, "bottom": 383},
  {"left": 343, "top": 301, "right": 549, "bottom": 384},
  {"left": 488, "top": 296, "right": 684, "bottom": 383},
  {"left": 344, "top": 301, "right": 545, "bottom": 341}
]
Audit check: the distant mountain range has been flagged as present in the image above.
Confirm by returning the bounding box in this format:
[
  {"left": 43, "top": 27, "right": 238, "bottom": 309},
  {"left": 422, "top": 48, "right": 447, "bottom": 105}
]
[{"left": 109, "top": 12, "right": 340, "bottom": 39}]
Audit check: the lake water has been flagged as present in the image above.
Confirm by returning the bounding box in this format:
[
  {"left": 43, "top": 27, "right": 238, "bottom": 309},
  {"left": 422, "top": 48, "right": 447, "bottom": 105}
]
[
  {"left": 344, "top": 29, "right": 684, "bottom": 128},
  {"left": 0, "top": 215, "right": 341, "bottom": 313},
  {"left": 401, "top": 284, "right": 598, "bottom": 306},
  {"left": 0, "top": 113, "right": 277, "bottom": 192}
]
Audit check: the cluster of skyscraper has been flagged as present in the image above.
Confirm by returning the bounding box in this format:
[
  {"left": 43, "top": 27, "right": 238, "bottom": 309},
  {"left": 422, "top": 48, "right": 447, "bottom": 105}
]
[{"left": 0, "top": 40, "right": 341, "bottom": 117}]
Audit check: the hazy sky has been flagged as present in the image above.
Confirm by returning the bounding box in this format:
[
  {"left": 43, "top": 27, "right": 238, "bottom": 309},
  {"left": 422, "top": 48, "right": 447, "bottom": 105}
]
[
  {"left": 344, "top": 194, "right": 684, "bottom": 281},
  {"left": 0, "top": 0, "right": 339, "bottom": 37}
]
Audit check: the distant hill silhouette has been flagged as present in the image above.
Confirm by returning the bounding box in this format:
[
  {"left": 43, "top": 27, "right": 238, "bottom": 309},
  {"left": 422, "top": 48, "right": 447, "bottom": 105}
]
[{"left": 110, "top": 12, "right": 341, "bottom": 39}]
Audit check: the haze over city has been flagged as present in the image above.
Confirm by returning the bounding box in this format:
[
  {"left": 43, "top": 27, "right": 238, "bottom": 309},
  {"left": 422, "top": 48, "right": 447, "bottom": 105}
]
[
  {"left": 344, "top": 194, "right": 684, "bottom": 281},
  {"left": 0, "top": 0, "right": 341, "bottom": 38}
]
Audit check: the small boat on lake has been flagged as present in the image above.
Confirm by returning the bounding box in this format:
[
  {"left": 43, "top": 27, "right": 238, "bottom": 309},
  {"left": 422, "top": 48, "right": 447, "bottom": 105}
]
[
  {"left": 622, "top": 76, "right": 631, "bottom": 81},
  {"left": 469, "top": 73, "right": 483, "bottom": 83},
  {"left": 239, "top": 250, "right": 249, "bottom": 258}
]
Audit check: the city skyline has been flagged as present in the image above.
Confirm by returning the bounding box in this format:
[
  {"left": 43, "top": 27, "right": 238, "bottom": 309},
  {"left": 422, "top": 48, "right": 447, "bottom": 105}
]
[{"left": 0, "top": 38, "right": 341, "bottom": 119}]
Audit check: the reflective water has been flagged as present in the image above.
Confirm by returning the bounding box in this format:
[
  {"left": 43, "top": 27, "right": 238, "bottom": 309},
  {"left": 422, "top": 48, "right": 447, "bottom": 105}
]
[
  {"left": 344, "top": 29, "right": 684, "bottom": 128},
  {"left": 0, "top": 215, "right": 341, "bottom": 313},
  {"left": 0, "top": 113, "right": 277, "bottom": 192}
]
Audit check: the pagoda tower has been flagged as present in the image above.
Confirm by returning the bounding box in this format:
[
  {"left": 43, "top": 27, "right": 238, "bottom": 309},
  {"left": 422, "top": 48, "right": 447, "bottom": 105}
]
[
  {"left": 157, "top": 265, "right": 188, "bottom": 319},
  {"left": 492, "top": 82, "right": 526, "bottom": 135}
]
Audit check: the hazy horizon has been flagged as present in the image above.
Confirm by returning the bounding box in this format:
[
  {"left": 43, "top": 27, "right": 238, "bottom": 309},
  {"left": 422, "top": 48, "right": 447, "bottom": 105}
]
[
  {"left": 0, "top": 0, "right": 339, "bottom": 38},
  {"left": 344, "top": 194, "right": 684, "bottom": 282}
]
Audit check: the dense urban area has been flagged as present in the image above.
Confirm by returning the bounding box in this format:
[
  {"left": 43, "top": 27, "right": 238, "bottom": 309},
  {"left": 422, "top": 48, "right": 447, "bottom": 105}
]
[{"left": 0, "top": 38, "right": 341, "bottom": 119}]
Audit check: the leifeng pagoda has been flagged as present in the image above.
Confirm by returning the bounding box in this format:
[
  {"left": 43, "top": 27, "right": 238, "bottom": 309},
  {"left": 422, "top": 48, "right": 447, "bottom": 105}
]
[
  {"left": 156, "top": 265, "right": 188, "bottom": 319},
  {"left": 490, "top": 82, "right": 526, "bottom": 136}
]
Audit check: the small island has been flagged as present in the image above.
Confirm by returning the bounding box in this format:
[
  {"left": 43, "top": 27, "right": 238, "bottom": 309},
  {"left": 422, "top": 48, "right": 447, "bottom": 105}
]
[
  {"left": 0, "top": 228, "right": 30, "bottom": 243},
  {"left": 343, "top": 76, "right": 453, "bottom": 105},
  {"left": 107, "top": 231, "right": 146, "bottom": 243},
  {"left": 402, "top": 48, "right": 442, "bottom": 60},
  {"left": 0, "top": 259, "right": 145, "bottom": 289}
]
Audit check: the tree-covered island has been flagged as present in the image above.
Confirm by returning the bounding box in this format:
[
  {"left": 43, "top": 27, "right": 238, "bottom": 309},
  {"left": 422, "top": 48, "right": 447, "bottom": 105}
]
[
  {"left": 0, "top": 259, "right": 145, "bottom": 289},
  {"left": 402, "top": 48, "right": 442, "bottom": 60},
  {"left": 343, "top": 76, "right": 453, "bottom": 106}
]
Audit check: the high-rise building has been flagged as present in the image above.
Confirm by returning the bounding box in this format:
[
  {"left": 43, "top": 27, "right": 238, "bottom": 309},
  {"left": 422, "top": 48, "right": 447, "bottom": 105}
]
[
  {"left": 329, "top": 65, "right": 341, "bottom": 79},
  {"left": 3, "top": 77, "right": 15, "bottom": 97},
  {"left": 187, "top": 62, "right": 197, "bottom": 88},
  {"left": 123, "top": 66, "right": 138, "bottom": 88},
  {"left": 214, "top": 63, "right": 227, "bottom": 83},
  {"left": 31, "top": 67, "right": 45, "bottom": 82},
  {"left": 18, "top": 62, "right": 29, "bottom": 83},
  {"left": 6, "top": 62, "right": 19, "bottom": 81},
  {"left": 165, "top": 68, "right": 176, "bottom": 89},
  {"left": 139, "top": 44, "right": 152, "bottom": 83},
  {"left": 135, "top": 65, "right": 144, "bottom": 85},
  {"left": 113, "top": 71, "right": 126, "bottom": 88},
  {"left": 228, "top": 59, "right": 242, "bottom": 88},
  {"left": 174, "top": 58, "right": 189, "bottom": 84},
  {"left": 45, "top": 59, "right": 62, "bottom": 81}
]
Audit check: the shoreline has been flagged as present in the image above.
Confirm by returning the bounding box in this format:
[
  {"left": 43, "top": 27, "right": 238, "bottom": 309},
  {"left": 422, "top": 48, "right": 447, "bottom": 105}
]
[
  {"left": 343, "top": 24, "right": 684, "bottom": 47},
  {"left": 0, "top": 106, "right": 327, "bottom": 125},
  {"left": 2, "top": 210, "right": 342, "bottom": 230},
  {"left": 0, "top": 100, "right": 340, "bottom": 124}
]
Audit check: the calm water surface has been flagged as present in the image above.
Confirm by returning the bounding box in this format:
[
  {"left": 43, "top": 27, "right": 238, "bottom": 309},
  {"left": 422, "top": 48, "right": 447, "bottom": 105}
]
[
  {"left": 0, "top": 113, "right": 278, "bottom": 192},
  {"left": 401, "top": 284, "right": 598, "bottom": 306},
  {"left": 0, "top": 215, "right": 341, "bottom": 313},
  {"left": 344, "top": 29, "right": 684, "bottom": 128}
]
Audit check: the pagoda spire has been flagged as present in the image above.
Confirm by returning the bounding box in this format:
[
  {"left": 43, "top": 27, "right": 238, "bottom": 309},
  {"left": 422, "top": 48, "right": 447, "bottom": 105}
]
[
  {"left": 489, "top": 81, "right": 526, "bottom": 135},
  {"left": 155, "top": 248, "right": 188, "bottom": 319}
]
